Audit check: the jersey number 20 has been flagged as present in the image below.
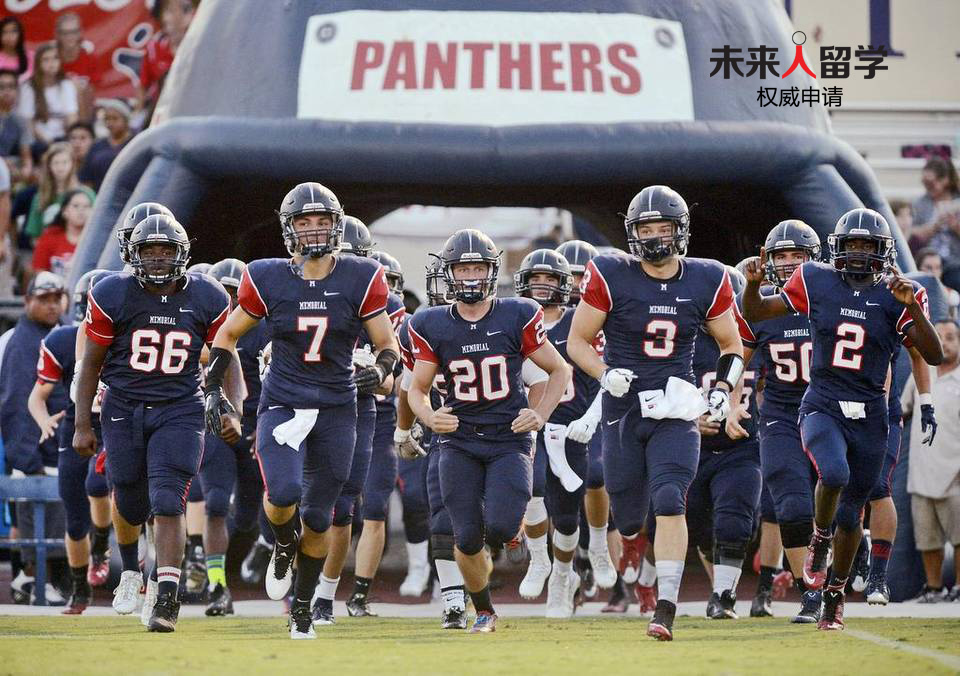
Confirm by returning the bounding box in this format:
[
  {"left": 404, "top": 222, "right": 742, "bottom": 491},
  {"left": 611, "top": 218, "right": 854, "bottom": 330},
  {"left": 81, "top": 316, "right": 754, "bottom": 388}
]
[{"left": 448, "top": 356, "right": 509, "bottom": 402}]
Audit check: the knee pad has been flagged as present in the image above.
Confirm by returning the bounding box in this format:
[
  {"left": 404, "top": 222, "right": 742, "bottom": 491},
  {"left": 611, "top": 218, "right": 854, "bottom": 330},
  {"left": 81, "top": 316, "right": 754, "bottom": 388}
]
[
  {"left": 651, "top": 484, "right": 685, "bottom": 517},
  {"left": 403, "top": 509, "right": 430, "bottom": 544},
  {"left": 186, "top": 479, "right": 204, "bottom": 503},
  {"left": 204, "top": 488, "right": 231, "bottom": 518},
  {"left": 524, "top": 496, "right": 548, "bottom": 525},
  {"left": 553, "top": 528, "right": 579, "bottom": 553},
  {"left": 609, "top": 490, "right": 645, "bottom": 536},
  {"left": 85, "top": 465, "right": 109, "bottom": 499},
  {"left": 430, "top": 507, "right": 454, "bottom": 538},
  {"left": 552, "top": 513, "right": 579, "bottom": 537},
  {"left": 64, "top": 505, "right": 92, "bottom": 541},
  {"left": 363, "top": 489, "right": 390, "bottom": 522},
  {"left": 835, "top": 499, "right": 862, "bottom": 531},
  {"left": 713, "top": 540, "right": 747, "bottom": 567},
  {"left": 265, "top": 480, "right": 302, "bottom": 509},
  {"left": 151, "top": 482, "right": 188, "bottom": 517},
  {"left": 431, "top": 533, "right": 456, "bottom": 561},
  {"left": 300, "top": 505, "right": 332, "bottom": 534},
  {"left": 332, "top": 495, "right": 357, "bottom": 528},
  {"left": 113, "top": 483, "right": 150, "bottom": 525},
  {"left": 780, "top": 520, "right": 813, "bottom": 549},
  {"left": 778, "top": 493, "right": 814, "bottom": 526},
  {"left": 484, "top": 519, "right": 522, "bottom": 550},
  {"left": 714, "top": 513, "right": 755, "bottom": 545},
  {"left": 456, "top": 527, "right": 484, "bottom": 556}
]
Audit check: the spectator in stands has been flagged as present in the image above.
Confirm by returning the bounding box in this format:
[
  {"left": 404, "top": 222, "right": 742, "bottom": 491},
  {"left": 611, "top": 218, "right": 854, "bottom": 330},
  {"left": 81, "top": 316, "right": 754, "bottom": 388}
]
[
  {"left": 0, "top": 159, "right": 11, "bottom": 299},
  {"left": 23, "top": 141, "right": 94, "bottom": 240},
  {"left": 31, "top": 188, "right": 90, "bottom": 278},
  {"left": 137, "top": 0, "right": 198, "bottom": 120},
  {"left": 0, "top": 271, "right": 69, "bottom": 605},
  {"left": 0, "top": 68, "right": 32, "bottom": 185},
  {"left": 55, "top": 13, "right": 96, "bottom": 122},
  {"left": 0, "top": 17, "right": 31, "bottom": 80},
  {"left": 890, "top": 199, "right": 921, "bottom": 253},
  {"left": 65, "top": 120, "right": 93, "bottom": 169},
  {"left": 911, "top": 157, "right": 960, "bottom": 258},
  {"left": 903, "top": 319, "right": 960, "bottom": 603},
  {"left": 916, "top": 248, "right": 960, "bottom": 317},
  {"left": 79, "top": 100, "right": 133, "bottom": 190},
  {"left": 18, "top": 42, "right": 78, "bottom": 148}
]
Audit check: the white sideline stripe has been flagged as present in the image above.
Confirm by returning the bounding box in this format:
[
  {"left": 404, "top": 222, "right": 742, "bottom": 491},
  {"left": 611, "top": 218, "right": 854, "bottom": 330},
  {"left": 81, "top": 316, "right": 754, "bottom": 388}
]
[{"left": 846, "top": 629, "right": 960, "bottom": 671}]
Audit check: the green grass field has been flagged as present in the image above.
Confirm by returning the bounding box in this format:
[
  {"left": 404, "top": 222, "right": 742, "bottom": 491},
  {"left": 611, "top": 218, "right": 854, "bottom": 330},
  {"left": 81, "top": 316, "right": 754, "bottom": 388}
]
[{"left": 0, "top": 616, "right": 958, "bottom": 675}]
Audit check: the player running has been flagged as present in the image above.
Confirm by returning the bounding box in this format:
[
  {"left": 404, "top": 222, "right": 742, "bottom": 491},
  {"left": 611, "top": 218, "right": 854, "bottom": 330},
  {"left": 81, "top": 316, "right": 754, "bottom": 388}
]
[
  {"left": 568, "top": 185, "right": 744, "bottom": 641},
  {"left": 741, "top": 207, "right": 942, "bottom": 631}
]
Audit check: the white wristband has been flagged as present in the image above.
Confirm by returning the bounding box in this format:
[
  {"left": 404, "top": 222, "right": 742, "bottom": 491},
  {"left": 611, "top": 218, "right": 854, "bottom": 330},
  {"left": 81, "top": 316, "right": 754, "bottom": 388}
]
[{"left": 919, "top": 393, "right": 933, "bottom": 406}]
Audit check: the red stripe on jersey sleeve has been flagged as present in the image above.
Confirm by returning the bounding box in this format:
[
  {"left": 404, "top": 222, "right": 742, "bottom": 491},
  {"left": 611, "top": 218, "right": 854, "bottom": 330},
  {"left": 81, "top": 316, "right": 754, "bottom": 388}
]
[
  {"left": 36, "top": 343, "right": 62, "bottom": 383},
  {"left": 389, "top": 306, "right": 406, "bottom": 333},
  {"left": 205, "top": 305, "right": 230, "bottom": 344},
  {"left": 238, "top": 267, "right": 268, "bottom": 318},
  {"left": 781, "top": 265, "right": 810, "bottom": 316},
  {"left": 360, "top": 267, "right": 389, "bottom": 319},
  {"left": 85, "top": 290, "right": 115, "bottom": 346},
  {"left": 581, "top": 260, "right": 612, "bottom": 313},
  {"left": 897, "top": 286, "right": 928, "bottom": 335},
  {"left": 706, "top": 269, "right": 735, "bottom": 320},
  {"left": 521, "top": 305, "right": 547, "bottom": 357},
  {"left": 399, "top": 335, "right": 415, "bottom": 370},
  {"left": 592, "top": 330, "right": 606, "bottom": 357},
  {"left": 734, "top": 304, "right": 758, "bottom": 346},
  {"left": 408, "top": 324, "right": 439, "bottom": 364}
]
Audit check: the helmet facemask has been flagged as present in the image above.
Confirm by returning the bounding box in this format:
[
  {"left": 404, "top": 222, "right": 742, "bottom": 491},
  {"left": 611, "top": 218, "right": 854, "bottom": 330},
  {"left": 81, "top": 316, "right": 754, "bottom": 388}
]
[
  {"left": 131, "top": 241, "right": 190, "bottom": 286},
  {"left": 828, "top": 234, "right": 894, "bottom": 281},
  {"left": 444, "top": 259, "right": 498, "bottom": 304},
  {"left": 764, "top": 246, "right": 817, "bottom": 287},
  {"left": 515, "top": 269, "right": 572, "bottom": 306},
  {"left": 281, "top": 211, "right": 342, "bottom": 259},
  {"left": 626, "top": 218, "right": 689, "bottom": 262}
]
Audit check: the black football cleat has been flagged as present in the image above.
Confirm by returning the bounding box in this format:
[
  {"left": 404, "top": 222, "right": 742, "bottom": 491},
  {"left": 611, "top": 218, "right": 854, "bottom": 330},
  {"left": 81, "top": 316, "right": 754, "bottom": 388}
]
[
  {"left": 346, "top": 593, "right": 378, "bottom": 617},
  {"left": 205, "top": 584, "right": 234, "bottom": 616},
  {"left": 441, "top": 606, "right": 468, "bottom": 629},
  {"left": 289, "top": 602, "right": 316, "bottom": 639},
  {"left": 647, "top": 599, "right": 676, "bottom": 641},
  {"left": 311, "top": 598, "right": 336, "bottom": 626},
  {"left": 708, "top": 590, "right": 738, "bottom": 619},
  {"left": 818, "top": 589, "right": 845, "bottom": 631},
  {"left": 148, "top": 591, "right": 181, "bottom": 632},
  {"left": 62, "top": 583, "right": 91, "bottom": 615},
  {"left": 750, "top": 588, "right": 773, "bottom": 617},
  {"left": 705, "top": 592, "right": 720, "bottom": 618},
  {"left": 792, "top": 590, "right": 822, "bottom": 624},
  {"left": 864, "top": 576, "right": 890, "bottom": 606},
  {"left": 241, "top": 540, "right": 272, "bottom": 585}
]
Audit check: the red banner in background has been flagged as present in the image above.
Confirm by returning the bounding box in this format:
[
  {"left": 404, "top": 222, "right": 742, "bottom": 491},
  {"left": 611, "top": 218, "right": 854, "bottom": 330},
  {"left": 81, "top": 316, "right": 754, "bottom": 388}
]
[{"left": 5, "top": 0, "right": 157, "bottom": 99}]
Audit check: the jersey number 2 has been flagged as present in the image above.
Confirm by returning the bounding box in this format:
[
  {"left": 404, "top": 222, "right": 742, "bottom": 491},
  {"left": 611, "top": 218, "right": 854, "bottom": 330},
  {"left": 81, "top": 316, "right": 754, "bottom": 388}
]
[{"left": 831, "top": 322, "right": 865, "bottom": 370}]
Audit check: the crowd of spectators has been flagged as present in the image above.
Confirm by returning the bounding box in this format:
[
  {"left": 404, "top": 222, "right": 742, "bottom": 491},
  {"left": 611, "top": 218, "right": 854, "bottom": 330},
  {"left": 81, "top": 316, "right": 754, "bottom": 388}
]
[{"left": 0, "top": 0, "right": 197, "bottom": 305}]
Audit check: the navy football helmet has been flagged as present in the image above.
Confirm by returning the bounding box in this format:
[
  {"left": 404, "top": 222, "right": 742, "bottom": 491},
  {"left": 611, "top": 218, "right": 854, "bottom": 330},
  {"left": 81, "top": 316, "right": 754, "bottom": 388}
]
[
  {"left": 828, "top": 208, "right": 895, "bottom": 280},
  {"left": 371, "top": 250, "right": 403, "bottom": 294},
  {"left": 278, "top": 182, "right": 344, "bottom": 258},
  {"left": 726, "top": 265, "right": 746, "bottom": 296},
  {"left": 425, "top": 256, "right": 452, "bottom": 307},
  {"left": 209, "top": 258, "right": 246, "bottom": 290},
  {"left": 72, "top": 268, "right": 111, "bottom": 323},
  {"left": 515, "top": 248, "right": 573, "bottom": 306},
  {"left": 129, "top": 214, "right": 191, "bottom": 285},
  {"left": 117, "top": 202, "right": 172, "bottom": 264},
  {"left": 339, "top": 216, "right": 373, "bottom": 257},
  {"left": 440, "top": 229, "right": 500, "bottom": 304},
  {"left": 556, "top": 239, "right": 598, "bottom": 304},
  {"left": 623, "top": 185, "right": 690, "bottom": 262},
  {"left": 763, "top": 219, "right": 821, "bottom": 287},
  {"left": 187, "top": 262, "right": 211, "bottom": 275}
]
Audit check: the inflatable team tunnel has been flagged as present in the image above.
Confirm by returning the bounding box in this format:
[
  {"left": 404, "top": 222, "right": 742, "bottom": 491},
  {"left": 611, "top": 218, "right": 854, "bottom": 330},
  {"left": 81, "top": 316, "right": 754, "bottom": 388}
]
[{"left": 71, "top": 0, "right": 910, "bottom": 284}]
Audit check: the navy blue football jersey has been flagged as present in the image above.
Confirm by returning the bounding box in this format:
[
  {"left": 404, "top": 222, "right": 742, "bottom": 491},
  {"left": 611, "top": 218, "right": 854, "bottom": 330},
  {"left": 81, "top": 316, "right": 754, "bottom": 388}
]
[
  {"left": 399, "top": 311, "right": 445, "bottom": 410},
  {"left": 238, "top": 256, "right": 388, "bottom": 408},
  {"left": 358, "top": 291, "right": 405, "bottom": 407},
  {"left": 37, "top": 324, "right": 77, "bottom": 418},
  {"left": 782, "top": 262, "right": 928, "bottom": 402},
  {"left": 693, "top": 324, "right": 758, "bottom": 451},
  {"left": 888, "top": 346, "right": 910, "bottom": 421},
  {"left": 736, "top": 287, "right": 812, "bottom": 420},
  {"left": 409, "top": 297, "right": 546, "bottom": 442},
  {"left": 545, "top": 307, "right": 601, "bottom": 425},
  {"left": 235, "top": 321, "right": 271, "bottom": 420},
  {"left": 86, "top": 272, "right": 230, "bottom": 402},
  {"left": 581, "top": 254, "right": 735, "bottom": 392}
]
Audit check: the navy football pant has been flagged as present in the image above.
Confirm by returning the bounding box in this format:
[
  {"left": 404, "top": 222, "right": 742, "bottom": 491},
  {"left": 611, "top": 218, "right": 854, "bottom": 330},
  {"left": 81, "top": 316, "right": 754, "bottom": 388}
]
[
  {"left": 869, "top": 416, "right": 902, "bottom": 501},
  {"left": 586, "top": 432, "right": 604, "bottom": 489},
  {"left": 57, "top": 417, "right": 109, "bottom": 540},
  {"left": 759, "top": 415, "right": 817, "bottom": 528},
  {"left": 427, "top": 443, "right": 452, "bottom": 539},
  {"left": 362, "top": 405, "right": 399, "bottom": 522},
  {"left": 332, "top": 396, "right": 376, "bottom": 527},
  {"left": 686, "top": 441, "right": 762, "bottom": 552},
  {"left": 439, "top": 439, "right": 533, "bottom": 556},
  {"left": 256, "top": 400, "right": 357, "bottom": 534},
  {"left": 101, "top": 392, "right": 204, "bottom": 524},
  {"left": 532, "top": 437, "right": 547, "bottom": 499},
  {"left": 799, "top": 393, "right": 888, "bottom": 531},
  {"left": 398, "top": 454, "right": 430, "bottom": 543},
  {"left": 602, "top": 393, "right": 699, "bottom": 536},
  {"left": 537, "top": 433, "right": 588, "bottom": 536},
  {"left": 198, "top": 417, "right": 262, "bottom": 531}
]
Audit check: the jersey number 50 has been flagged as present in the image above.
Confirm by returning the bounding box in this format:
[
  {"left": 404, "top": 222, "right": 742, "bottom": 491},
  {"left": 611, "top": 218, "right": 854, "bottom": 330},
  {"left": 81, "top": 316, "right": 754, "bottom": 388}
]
[{"left": 129, "top": 329, "right": 191, "bottom": 374}]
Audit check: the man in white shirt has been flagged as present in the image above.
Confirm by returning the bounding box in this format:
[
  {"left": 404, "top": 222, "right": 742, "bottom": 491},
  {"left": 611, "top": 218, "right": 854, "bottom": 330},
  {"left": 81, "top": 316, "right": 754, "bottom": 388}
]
[{"left": 902, "top": 319, "right": 960, "bottom": 602}]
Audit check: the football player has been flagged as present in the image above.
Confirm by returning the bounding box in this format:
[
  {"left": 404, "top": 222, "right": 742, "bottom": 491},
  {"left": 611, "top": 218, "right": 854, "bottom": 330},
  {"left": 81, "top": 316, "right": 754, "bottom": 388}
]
[
  {"left": 741, "top": 208, "right": 942, "bottom": 630},
  {"left": 74, "top": 214, "right": 240, "bottom": 632},
  {"left": 568, "top": 185, "right": 743, "bottom": 641},
  {"left": 407, "top": 230, "right": 571, "bottom": 633},
  {"left": 205, "top": 185, "right": 399, "bottom": 639}
]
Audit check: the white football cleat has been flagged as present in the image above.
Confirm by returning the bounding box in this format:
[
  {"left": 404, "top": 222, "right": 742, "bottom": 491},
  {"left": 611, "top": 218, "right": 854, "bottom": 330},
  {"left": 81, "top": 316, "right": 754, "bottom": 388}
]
[
  {"left": 545, "top": 567, "right": 581, "bottom": 619},
  {"left": 588, "top": 546, "right": 617, "bottom": 589},
  {"left": 140, "top": 578, "right": 158, "bottom": 627},
  {"left": 399, "top": 562, "right": 431, "bottom": 597},
  {"left": 265, "top": 538, "right": 297, "bottom": 601},
  {"left": 519, "top": 556, "right": 552, "bottom": 599},
  {"left": 113, "top": 570, "right": 143, "bottom": 615}
]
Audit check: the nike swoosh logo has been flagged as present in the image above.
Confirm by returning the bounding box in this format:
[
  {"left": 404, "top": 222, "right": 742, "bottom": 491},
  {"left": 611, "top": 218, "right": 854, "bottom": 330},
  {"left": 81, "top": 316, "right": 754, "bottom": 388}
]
[
  {"left": 58, "top": 447, "right": 67, "bottom": 453},
  {"left": 111, "top": 417, "right": 125, "bottom": 422},
  {"left": 675, "top": 297, "right": 692, "bottom": 302},
  {"left": 606, "top": 419, "right": 621, "bottom": 426},
  {"left": 766, "top": 420, "right": 779, "bottom": 427},
  {"left": 268, "top": 405, "right": 283, "bottom": 410},
  {"left": 555, "top": 339, "right": 567, "bottom": 345},
  {"left": 487, "top": 331, "right": 502, "bottom": 336},
  {"left": 438, "top": 438, "right": 450, "bottom": 444},
  {"left": 323, "top": 291, "right": 340, "bottom": 297},
  {"left": 866, "top": 302, "right": 880, "bottom": 306},
  {"left": 179, "top": 307, "right": 193, "bottom": 313}
]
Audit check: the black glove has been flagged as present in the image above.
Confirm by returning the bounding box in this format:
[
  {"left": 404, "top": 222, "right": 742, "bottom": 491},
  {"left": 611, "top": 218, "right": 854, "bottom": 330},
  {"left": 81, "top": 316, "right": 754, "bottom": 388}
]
[
  {"left": 203, "top": 388, "right": 236, "bottom": 436},
  {"left": 355, "top": 365, "right": 385, "bottom": 395},
  {"left": 920, "top": 403, "right": 937, "bottom": 446}
]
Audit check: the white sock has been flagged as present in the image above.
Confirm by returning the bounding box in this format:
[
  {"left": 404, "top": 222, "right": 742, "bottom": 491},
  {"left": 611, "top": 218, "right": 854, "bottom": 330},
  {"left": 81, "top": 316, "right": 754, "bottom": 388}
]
[
  {"left": 638, "top": 558, "right": 658, "bottom": 587},
  {"left": 655, "top": 560, "right": 684, "bottom": 605},
  {"left": 317, "top": 574, "right": 340, "bottom": 601},
  {"left": 441, "top": 587, "right": 465, "bottom": 611},
  {"left": 406, "top": 540, "right": 429, "bottom": 569},
  {"left": 588, "top": 525, "right": 608, "bottom": 551},
  {"left": 713, "top": 564, "right": 742, "bottom": 594},
  {"left": 553, "top": 557, "right": 573, "bottom": 574},
  {"left": 434, "top": 558, "right": 464, "bottom": 590},
  {"left": 527, "top": 533, "right": 549, "bottom": 563}
]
